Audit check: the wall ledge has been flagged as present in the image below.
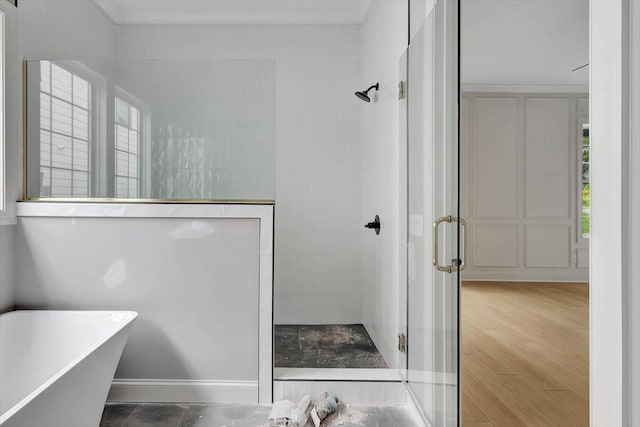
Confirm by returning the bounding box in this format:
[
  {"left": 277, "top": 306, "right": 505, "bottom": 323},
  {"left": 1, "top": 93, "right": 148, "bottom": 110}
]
[{"left": 16, "top": 202, "right": 273, "bottom": 220}]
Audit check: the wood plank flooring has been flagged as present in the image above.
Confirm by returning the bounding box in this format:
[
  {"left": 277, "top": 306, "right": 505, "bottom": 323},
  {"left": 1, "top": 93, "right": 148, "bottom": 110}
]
[{"left": 461, "top": 281, "right": 589, "bottom": 427}]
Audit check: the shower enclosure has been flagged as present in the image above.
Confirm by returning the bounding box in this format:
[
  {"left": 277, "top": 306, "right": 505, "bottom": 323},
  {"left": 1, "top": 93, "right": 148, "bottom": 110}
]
[{"left": 274, "top": 1, "right": 460, "bottom": 425}]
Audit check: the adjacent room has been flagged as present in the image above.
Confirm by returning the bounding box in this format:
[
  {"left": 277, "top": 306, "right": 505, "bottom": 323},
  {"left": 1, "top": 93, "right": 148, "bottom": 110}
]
[{"left": 460, "top": 0, "right": 590, "bottom": 425}]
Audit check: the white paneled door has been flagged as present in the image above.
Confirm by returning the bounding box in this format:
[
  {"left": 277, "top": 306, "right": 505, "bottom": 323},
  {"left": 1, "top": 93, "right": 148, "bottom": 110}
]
[{"left": 403, "top": 0, "right": 460, "bottom": 425}]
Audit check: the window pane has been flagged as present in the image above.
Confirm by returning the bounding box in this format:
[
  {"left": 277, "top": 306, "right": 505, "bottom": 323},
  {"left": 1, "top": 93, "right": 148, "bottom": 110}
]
[
  {"left": 73, "top": 139, "right": 89, "bottom": 172},
  {"left": 40, "top": 167, "right": 51, "bottom": 197},
  {"left": 116, "top": 97, "right": 129, "bottom": 126},
  {"left": 51, "top": 133, "right": 72, "bottom": 169},
  {"left": 73, "top": 171, "right": 89, "bottom": 197},
  {"left": 73, "top": 107, "right": 89, "bottom": 140},
  {"left": 129, "top": 178, "right": 138, "bottom": 198},
  {"left": 131, "top": 106, "right": 139, "bottom": 131},
  {"left": 51, "top": 168, "right": 72, "bottom": 197},
  {"left": 129, "top": 130, "right": 139, "bottom": 154},
  {"left": 51, "top": 98, "right": 72, "bottom": 135},
  {"left": 40, "top": 130, "right": 51, "bottom": 167},
  {"left": 116, "top": 176, "right": 128, "bottom": 198},
  {"left": 582, "top": 183, "right": 590, "bottom": 237},
  {"left": 581, "top": 125, "right": 590, "bottom": 238},
  {"left": 51, "top": 64, "right": 72, "bottom": 102},
  {"left": 129, "top": 154, "right": 138, "bottom": 178},
  {"left": 116, "top": 150, "right": 128, "bottom": 177},
  {"left": 116, "top": 124, "right": 129, "bottom": 151},
  {"left": 40, "top": 93, "right": 51, "bottom": 131},
  {"left": 72, "top": 75, "right": 89, "bottom": 110},
  {"left": 40, "top": 61, "right": 51, "bottom": 94}
]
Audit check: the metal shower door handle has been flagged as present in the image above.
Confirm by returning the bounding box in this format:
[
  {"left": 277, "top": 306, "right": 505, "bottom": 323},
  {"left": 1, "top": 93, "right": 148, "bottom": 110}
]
[{"left": 432, "top": 215, "right": 468, "bottom": 273}]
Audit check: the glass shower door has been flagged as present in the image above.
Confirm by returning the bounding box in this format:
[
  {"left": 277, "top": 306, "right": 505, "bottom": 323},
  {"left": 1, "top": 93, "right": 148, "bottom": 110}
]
[{"left": 405, "top": 0, "right": 460, "bottom": 425}]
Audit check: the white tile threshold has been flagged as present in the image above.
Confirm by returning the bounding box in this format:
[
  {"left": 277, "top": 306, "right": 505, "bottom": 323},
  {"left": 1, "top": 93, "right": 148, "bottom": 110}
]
[{"left": 274, "top": 368, "right": 404, "bottom": 382}]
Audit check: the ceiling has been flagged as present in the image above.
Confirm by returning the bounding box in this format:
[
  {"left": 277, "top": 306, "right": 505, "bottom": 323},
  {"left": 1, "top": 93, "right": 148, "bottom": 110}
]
[
  {"left": 94, "top": 0, "right": 373, "bottom": 25},
  {"left": 461, "top": 0, "right": 589, "bottom": 87}
]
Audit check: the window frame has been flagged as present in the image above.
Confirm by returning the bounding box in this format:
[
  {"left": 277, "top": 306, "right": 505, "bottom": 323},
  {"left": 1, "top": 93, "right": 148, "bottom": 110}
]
[{"left": 38, "top": 60, "right": 93, "bottom": 198}]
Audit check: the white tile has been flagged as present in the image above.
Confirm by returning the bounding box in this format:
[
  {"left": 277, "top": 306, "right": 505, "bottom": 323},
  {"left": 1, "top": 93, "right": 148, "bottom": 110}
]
[
  {"left": 76, "top": 204, "right": 126, "bottom": 217},
  {"left": 124, "top": 204, "right": 175, "bottom": 218}
]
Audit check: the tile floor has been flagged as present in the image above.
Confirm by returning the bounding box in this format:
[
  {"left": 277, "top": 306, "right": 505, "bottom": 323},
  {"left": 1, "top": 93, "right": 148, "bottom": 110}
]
[
  {"left": 274, "top": 324, "right": 388, "bottom": 369},
  {"left": 100, "top": 403, "right": 420, "bottom": 427}
]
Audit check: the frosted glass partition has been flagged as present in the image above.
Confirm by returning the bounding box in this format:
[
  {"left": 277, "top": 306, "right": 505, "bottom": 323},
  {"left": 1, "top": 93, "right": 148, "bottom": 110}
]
[{"left": 25, "top": 60, "right": 275, "bottom": 201}]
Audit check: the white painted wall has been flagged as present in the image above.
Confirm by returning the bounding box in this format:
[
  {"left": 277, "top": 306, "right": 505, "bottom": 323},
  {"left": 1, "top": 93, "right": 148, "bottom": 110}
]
[
  {"left": 461, "top": 93, "right": 589, "bottom": 282},
  {"left": 0, "top": 0, "right": 21, "bottom": 312},
  {"left": 15, "top": 216, "right": 260, "bottom": 383},
  {"left": 19, "top": 0, "right": 116, "bottom": 60},
  {"left": 360, "top": 0, "right": 408, "bottom": 370}
]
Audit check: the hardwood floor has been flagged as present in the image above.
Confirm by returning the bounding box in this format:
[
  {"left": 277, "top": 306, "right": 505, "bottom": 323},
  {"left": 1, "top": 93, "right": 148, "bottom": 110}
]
[{"left": 461, "top": 281, "right": 589, "bottom": 427}]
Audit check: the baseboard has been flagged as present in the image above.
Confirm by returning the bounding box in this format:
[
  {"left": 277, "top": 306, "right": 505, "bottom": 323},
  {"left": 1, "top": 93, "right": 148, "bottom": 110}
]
[
  {"left": 461, "top": 271, "right": 589, "bottom": 283},
  {"left": 107, "top": 379, "right": 258, "bottom": 404}
]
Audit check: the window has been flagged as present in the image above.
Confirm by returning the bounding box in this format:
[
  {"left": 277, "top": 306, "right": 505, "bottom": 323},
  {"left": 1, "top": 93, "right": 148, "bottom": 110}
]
[
  {"left": 115, "top": 97, "right": 140, "bottom": 198},
  {"left": 39, "top": 61, "right": 91, "bottom": 197},
  {"left": 581, "top": 124, "right": 590, "bottom": 238}
]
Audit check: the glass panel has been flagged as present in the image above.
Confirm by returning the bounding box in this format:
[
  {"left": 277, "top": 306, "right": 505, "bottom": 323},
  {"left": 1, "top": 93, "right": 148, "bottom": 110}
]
[
  {"left": 72, "top": 75, "right": 89, "bottom": 110},
  {"left": 51, "top": 133, "right": 72, "bottom": 169},
  {"left": 50, "top": 168, "right": 72, "bottom": 197},
  {"left": 72, "top": 171, "right": 89, "bottom": 197},
  {"left": 51, "top": 64, "right": 72, "bottom": 102},
  {"left": 116, "top": 97, "right": 129, "bottom": 126},
  {"left": 406, "top": 1, "right": 459, "bottom": 425},
  {"left": 40, "top": 130, "right": 51, "bottom": 166},
  {"left": 25, "top": 59, "right": 276, "bottom": 201},
  {"left": 39, "top": 167, "right": 51, "bottom": 197},
  {"left": 73, "top": 107, "right": 89, "bottom": 140},
  {"left": 40, "top": 61, "right": 51, "bottom": 94},
  {"left": 115, "top": 176, "right": 128, "bottom": 198},
  {"left": 116, "top": 150, "right": 128, "bottom": 177},
  {"left": 131, "top": 106, "right": 139, "bottom": 131},
  {"left": 51, "top": 98, "right": 72, "bottom": 135},
  {"left": 116, "top": 124, "right": 129, "bottom": 151},
  {"left": 73, "top": 139, "right": 89, "bottom": 172},
  {"left": 40, "top": 93, "right": 51, "bottom": 131}
]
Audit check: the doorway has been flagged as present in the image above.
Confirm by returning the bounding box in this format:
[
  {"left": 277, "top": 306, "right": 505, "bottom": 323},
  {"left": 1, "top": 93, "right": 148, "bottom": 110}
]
[{"left": 459, "top": 0, "right": 590, "bottom": 424}]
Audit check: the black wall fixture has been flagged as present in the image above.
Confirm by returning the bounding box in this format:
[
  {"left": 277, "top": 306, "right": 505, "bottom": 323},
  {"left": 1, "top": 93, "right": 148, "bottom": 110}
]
[
  {"left": 364, "top": 215, "right": 381, "bottom": 235},
  {"left": 355, "top": 83, "right": 379, "bottom": 103}
]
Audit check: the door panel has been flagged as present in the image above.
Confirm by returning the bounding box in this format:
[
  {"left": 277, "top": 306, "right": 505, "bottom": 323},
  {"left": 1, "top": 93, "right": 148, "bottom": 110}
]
[{"left": 405, "top": 0, "right": 459, "bottom": 425}]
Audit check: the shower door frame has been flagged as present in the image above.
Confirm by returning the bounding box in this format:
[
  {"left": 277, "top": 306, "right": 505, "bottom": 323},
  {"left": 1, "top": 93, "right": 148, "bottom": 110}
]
[{"left": 401, "top": 0, "right": 461, "bottom": 425}]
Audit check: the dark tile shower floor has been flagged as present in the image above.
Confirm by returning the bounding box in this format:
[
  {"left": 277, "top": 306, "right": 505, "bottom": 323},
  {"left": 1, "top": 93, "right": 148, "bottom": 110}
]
[{"left": 274, "top": 324, "right": 388, "bottom": 369}]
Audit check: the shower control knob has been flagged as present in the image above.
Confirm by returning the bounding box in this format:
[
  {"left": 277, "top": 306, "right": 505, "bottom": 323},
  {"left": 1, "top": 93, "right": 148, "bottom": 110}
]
[{"left": 365, "top": 215, "right": 381, "bottom": 235}]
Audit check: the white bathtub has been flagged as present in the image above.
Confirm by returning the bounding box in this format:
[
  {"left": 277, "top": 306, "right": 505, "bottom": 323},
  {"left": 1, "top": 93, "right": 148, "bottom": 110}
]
[{"left": 0, "top": 310, "right": 137, "bottom": 427}]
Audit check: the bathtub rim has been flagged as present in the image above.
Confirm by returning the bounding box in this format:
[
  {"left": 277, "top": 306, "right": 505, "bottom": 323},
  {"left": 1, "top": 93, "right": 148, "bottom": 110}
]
[{"left": 0, "top": 310, "right": 138, "bottom": 424}]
